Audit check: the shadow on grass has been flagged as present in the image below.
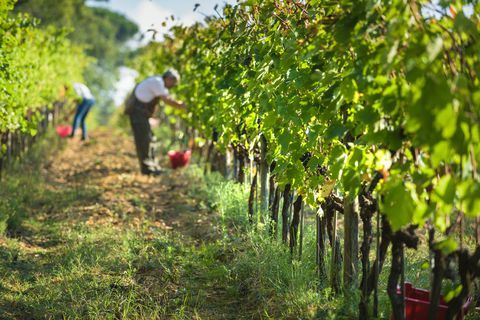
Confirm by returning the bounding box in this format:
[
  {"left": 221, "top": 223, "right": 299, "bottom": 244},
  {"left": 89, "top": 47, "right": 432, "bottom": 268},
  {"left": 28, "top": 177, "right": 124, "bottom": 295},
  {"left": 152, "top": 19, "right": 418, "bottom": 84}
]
[
  {"left": 0, "top": 227, "right": 177, "bottom": 319},
  {"left": 0, "top": 133, "right": 98, "bottom": 236},
  {"left": 3, "top": 183, "right": 101, "bottom": 242}
]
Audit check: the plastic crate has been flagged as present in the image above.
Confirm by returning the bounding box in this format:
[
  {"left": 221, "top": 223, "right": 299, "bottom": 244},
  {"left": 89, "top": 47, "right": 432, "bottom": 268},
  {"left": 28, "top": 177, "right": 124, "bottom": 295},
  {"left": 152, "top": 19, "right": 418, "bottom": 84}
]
[
  {"left": 167, "top": 150, "right": 191, "bottom": 169},
  {"left": 391, "top": 282, "right": 472, "bottom": 320},
  {"left": 55, "top": 125, "right": 72, "bottom": 138}
]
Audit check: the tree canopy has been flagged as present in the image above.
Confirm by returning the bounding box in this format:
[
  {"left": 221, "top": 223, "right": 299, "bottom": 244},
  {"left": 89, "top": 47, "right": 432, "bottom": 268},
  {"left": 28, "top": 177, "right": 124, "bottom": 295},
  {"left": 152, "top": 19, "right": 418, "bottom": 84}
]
[
  {"left": 14, "top": 0, "right": 138, "bottom": 64},
  {"left": 14, "top": 0, "right": 139, "bottom": 124}
]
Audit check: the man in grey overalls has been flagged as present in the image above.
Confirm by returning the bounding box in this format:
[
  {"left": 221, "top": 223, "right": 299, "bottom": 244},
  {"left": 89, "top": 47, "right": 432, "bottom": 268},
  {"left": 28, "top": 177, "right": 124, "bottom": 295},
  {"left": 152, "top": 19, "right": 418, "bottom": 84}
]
[{"left": 125, "top": 69, "right": 185, "bottom": 175}]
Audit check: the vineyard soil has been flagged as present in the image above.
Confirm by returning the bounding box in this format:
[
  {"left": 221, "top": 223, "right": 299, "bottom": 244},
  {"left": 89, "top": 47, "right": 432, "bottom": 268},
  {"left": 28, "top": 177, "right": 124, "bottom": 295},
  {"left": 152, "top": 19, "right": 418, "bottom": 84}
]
[
  {"left": 0, "top": 130, "right": 247, "bottom": 319},
  {"left": 0, "top": 129, "right": 479, "bottom": 320}
]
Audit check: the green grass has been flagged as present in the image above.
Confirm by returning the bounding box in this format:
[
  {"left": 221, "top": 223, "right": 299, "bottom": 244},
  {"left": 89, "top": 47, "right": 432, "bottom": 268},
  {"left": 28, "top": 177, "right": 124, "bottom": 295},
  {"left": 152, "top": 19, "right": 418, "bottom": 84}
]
[
  {"left": 0, "top": 134, "right": 170, "bottom": 319},
  {"left": 184, "top": 165, "right": 480, "bottom": 319},
  {"left": 1, "top": 130, "right": 479, "bottom": 319},
  {"left": 0, "top": 200, "right": 207, "bottom": 318},
  {"left": 0, "top": 133, "right": 245, "bottom": 319},
  {"left": 184, "top": 166, "right": 357, "bottom": 319}
]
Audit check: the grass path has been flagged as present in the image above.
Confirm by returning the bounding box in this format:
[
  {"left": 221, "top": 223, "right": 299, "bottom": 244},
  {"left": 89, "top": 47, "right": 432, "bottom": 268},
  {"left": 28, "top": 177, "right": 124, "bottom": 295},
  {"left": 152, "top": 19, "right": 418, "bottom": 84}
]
[
  {"left": 0, "top": 130, "right": 245, "bottom": 319},
  {"left": 4, "top": 130, "right": 480, "bottom": 320}
]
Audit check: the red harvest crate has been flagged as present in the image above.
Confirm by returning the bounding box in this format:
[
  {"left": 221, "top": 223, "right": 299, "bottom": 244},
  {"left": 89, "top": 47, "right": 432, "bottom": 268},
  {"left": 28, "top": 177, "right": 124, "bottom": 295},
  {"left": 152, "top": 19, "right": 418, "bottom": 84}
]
[
  {"left": 167, "top": 150, "right": 191, "bottom": 169},
  {"left": 55, "top": 125, "right": 72, "bottom": 138},
  {"left": 393, "top": 282, "right": 472, "bottom": 320}
]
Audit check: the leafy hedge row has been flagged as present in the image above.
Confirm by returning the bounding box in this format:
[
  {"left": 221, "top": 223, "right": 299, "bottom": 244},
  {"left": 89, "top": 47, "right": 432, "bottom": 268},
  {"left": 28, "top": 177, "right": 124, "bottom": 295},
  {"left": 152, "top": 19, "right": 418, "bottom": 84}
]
[
  {"left": 135, "top": 0, "right": 480, "bottom": 237},
  {"left": 0, "top": 0, "right": 89, "bottom": 135},
  {"left": 133, "top": 1, "right": 480, "bottom": 317}
]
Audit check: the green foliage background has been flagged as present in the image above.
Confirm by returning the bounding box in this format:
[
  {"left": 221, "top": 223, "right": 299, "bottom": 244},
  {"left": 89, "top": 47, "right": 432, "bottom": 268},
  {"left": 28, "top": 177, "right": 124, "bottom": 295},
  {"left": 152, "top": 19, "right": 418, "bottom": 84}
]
[
  {"left": 0, "top": 0, "right": 89, "bottom": 134},
  {"left": 132, "top": 0, "right": 480, "bottom": 254},
  {"left": 14, "top": 0, "right": 139, "bottom": 124}
]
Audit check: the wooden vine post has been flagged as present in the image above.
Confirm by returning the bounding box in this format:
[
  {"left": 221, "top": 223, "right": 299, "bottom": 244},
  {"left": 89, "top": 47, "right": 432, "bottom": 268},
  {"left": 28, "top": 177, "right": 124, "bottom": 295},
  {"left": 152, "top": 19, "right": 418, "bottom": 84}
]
[
  {"left": 316, "top": 206, "right": 327, "bottom": 280},
  {"left": 269, "top": 162, "right": 281, "bottom": 236},
  {"left": 299, "top": 200, "right": 304, "bottom": 259},
  {"left": 248, "top": 171, "right": 258, "bottom": 224},
  {"left": 289, "top": 195, "right": 303, "bottom": 256},
  {"left": 359, "top": 193, "right": 374, "bottom": 319},
  {"left": 259, "top": 134, "right": 269, "bottom": 213},
  {"left": 281, "top": 184, "right": 292, "bottom": 243},
  {"left": 373, "top": 209, "right": 380, "bottom": 317},
  {"left": 330, "top": 204, "right": 342, "bottom": 293},
  {"left": 237, "top": 145, "right": 246, "bottom": 184},
  {"left": 388, "top": 234, "right": 405, "bottom": 320},
  {"left": 343, "top": 197, "right": 359, "bottom": 289}
]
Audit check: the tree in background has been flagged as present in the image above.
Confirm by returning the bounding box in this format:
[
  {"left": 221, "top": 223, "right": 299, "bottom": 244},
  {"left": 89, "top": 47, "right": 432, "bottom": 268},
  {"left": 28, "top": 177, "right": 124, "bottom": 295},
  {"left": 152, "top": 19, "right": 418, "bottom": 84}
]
[{"left": 14, "top": 0, "right": 139, "bottom": 124}]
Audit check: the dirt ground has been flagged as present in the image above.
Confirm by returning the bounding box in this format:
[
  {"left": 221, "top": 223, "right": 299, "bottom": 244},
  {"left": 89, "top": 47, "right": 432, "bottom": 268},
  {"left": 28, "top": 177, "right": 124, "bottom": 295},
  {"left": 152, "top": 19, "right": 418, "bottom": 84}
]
[
  {"left": 0, "top": 129, "right": 246, "bottom": 319},
  {"left": 47, "top": 129, "right": 219, "bottom": 241}
]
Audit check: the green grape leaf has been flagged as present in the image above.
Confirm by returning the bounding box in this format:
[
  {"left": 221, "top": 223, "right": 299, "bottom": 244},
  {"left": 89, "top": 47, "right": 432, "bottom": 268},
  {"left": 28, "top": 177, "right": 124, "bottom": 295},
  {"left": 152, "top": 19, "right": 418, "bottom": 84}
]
[
  {"left": 434, "top": 237, "right": 459, "bottom": 256},
  {"left": 380, "top": 177, "right": 417, "bottom": 231}
]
